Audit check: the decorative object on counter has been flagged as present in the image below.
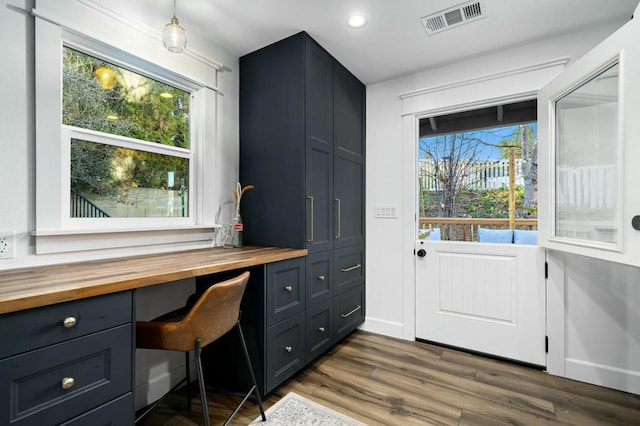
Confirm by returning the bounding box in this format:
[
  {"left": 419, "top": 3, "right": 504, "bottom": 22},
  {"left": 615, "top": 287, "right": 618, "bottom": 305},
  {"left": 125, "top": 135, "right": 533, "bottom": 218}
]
[
  {"left": 231, "top": 182, "right": 254, "bottom": 248},
  {"left": 221, "top": 224, "right": 234, "bottom": 248}
]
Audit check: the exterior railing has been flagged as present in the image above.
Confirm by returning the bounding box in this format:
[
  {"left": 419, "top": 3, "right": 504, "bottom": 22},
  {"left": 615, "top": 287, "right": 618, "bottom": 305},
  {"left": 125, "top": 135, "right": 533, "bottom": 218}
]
[
  {"left": 71, "top": 190, "right": 110, "bottom": 218},
  {"left": 419, "top": 217, "right": 538, "bottom": 242}
]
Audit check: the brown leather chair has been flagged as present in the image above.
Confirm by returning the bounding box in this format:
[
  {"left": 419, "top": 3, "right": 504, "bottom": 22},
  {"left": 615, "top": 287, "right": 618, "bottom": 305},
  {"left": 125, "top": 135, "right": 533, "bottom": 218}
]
[{"left": 135, "top": 271, "right": 266, "bottom": 425}]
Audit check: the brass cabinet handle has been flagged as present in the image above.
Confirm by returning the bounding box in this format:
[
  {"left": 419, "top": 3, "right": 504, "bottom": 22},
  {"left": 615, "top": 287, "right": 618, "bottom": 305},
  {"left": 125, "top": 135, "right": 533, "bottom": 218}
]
[
  {"left": 63, "top": 317, "right": 77, "bottom": 328},
  {"left": 335, "top": 198, "right": 341, "bottom": 239},
  {"left": 285, "top": 346, "right": 293, "bottom": 353},
  {"left": 307, "top": 195, "right": 314, "bottom": 243},
  {"left": 61, "top": 377, "right": 75, "bottom": 390},
  {"left": 317, "top": 275, "right": 325, "bottom": 281},
  {"left": 341, "top": 305, "right": 362, "bottom": 318},
  {"left": 284, "top": 286, "right": 293, "bottom": 292},
  {"left": 340, "top": 264, "right": 362, "bottom": 273},
  {"left": 318, "top": 327, "right": 326, "bottom": 333}
]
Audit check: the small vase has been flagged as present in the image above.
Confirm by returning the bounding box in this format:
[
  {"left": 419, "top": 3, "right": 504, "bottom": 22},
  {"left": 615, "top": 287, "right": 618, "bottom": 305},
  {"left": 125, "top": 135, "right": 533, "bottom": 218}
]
[
  {"left": 222, "top": 224, "right": 234, "bottom": 248},
  {"left": 232, "top": 207, "right": 243, "bottom": 248}
]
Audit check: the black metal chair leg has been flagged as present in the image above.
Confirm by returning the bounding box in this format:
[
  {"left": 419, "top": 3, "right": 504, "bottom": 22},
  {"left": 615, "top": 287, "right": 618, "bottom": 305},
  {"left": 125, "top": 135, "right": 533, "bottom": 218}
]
[
  {"left": 195, "top": 339, "right": 210, "bottom": 426},
  {"left": 238, "top": 321, "right": 266, "bottom": 421},
  {"left": 185, "top": 351, "right": 191, "bottom": 411}
]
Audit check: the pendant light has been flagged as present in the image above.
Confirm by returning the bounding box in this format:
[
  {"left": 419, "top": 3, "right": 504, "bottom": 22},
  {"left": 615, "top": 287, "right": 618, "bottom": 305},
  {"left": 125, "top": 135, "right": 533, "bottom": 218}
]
[{"left": 163, "top": 0, "right": 187, "bottom": 53}]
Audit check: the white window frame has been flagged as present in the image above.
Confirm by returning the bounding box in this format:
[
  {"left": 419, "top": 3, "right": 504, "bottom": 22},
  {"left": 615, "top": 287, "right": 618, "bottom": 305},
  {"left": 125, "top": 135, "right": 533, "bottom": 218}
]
[{"left": 34, "top": 12, "right": 218, "bottom": 254}]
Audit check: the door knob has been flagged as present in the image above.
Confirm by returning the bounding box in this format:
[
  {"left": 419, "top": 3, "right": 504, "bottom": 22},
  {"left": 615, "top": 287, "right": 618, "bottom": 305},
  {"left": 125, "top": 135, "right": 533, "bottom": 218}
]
[
  {"left": 417, "top": 249, "right": 427, "bottom": 257},
  {"left": 632, "top": 215, "right": 640, "bottom": 231}
]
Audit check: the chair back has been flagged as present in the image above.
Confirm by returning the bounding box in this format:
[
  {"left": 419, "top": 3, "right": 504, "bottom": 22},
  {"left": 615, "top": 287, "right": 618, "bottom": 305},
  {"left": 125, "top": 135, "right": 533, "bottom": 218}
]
[{"left": 177, "top": 271, "right": 250, "bottom": 350}]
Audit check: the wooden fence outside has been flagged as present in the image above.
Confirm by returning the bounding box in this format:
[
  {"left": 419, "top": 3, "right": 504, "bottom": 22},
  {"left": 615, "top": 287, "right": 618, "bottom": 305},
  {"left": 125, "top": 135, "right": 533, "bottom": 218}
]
[{"left": 419, "top": 217, "right": 538, "bottom": 242}]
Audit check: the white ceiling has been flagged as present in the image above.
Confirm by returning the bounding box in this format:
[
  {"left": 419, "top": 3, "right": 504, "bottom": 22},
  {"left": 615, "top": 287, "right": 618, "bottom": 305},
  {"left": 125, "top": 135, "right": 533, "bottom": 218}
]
[{"left": 107, "top": 0, "right": 638, "bottom": 84}]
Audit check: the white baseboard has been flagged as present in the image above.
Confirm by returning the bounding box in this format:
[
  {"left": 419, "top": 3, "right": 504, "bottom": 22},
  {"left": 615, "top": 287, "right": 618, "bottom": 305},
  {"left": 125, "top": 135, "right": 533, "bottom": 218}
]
[
  {"left": 565, "top": 358, "right": 640, "bottom": 395},
  {"left": 360, "top": 316, "right": 407, "bottom": 340}
]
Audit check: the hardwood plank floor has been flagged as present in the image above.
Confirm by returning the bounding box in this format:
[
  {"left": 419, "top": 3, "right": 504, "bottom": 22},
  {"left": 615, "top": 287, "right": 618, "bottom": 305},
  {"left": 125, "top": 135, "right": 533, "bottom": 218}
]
[{"left": 138, "top": 331, "right": 640, "bottom": 425}]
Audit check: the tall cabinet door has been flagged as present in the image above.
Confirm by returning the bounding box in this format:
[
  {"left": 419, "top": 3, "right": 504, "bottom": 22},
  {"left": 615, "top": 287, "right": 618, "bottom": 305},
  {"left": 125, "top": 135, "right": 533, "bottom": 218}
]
[
  {"left": 333, "top": 63, "right": 365, "bottom": 250},
  {"left": 240, "top": 34, "right": 306, "bottom": 249},
  {"left": 538, "top": 13, "right": 640, "bottom": 267},
  {"left": 305, "top": 39, "right": 334, "bottom": 254}
]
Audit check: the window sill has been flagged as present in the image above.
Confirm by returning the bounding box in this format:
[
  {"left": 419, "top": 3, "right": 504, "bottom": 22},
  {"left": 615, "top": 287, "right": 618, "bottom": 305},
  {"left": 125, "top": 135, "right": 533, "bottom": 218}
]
[{"left": 33, "top": 225, "right": 219, "bottom": 255}]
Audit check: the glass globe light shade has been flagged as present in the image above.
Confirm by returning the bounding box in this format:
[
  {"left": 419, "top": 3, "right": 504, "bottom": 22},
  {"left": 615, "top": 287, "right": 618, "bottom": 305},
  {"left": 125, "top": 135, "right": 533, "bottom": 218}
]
[{"left": 163, "top": 17, "right": 187, "bottom": 53}]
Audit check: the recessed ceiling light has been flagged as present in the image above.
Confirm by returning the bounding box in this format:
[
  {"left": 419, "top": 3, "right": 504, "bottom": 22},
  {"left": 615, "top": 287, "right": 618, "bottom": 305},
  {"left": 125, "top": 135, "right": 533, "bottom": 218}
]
[{"left": 347, "top": 14, "right": 367, "bottom": 29}]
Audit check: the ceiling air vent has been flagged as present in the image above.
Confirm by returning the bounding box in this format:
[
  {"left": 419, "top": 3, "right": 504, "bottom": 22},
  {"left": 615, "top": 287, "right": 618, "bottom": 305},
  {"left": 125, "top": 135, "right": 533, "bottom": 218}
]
[{"left": 421, "top": 1, "right": 486, "bottom": 36}]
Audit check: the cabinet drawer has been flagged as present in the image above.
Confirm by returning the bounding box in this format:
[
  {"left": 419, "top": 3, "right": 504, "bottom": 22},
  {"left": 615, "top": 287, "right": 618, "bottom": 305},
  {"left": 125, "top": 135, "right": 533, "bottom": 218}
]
[
  {"left": 59, "top": 393, "right": 133, "bottom": 426},
  {"left": 306, "top": 300, "right": 333, "bottom": 362},
  {"left": 0, "top": 291, "right": 132, "bottom": 358},
  {"left": 265, "top": 312, "right": 305, "bottom": 392},
  {"left": 334, "top": 285, "right": 365, "bottom": 341},
  {"left": 266, "top": 258, "right": 305, "bottom": 326},
  {"left": 306, "top": 251, "right": 333, "bottom": 306},
  {"left": 0, "top": 324, "right": 132, "bottom": 426},
  {"left": 334, "top": 246, "right": 364, "bottom": 295}
]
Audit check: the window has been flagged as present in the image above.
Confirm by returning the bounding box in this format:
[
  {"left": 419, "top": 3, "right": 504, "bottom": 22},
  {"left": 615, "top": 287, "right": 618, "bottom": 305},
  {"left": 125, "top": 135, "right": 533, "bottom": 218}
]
[
  {"left": 417, "top": 100, "right": 538, "bottom": 243},
  {"left": 63, "top": 48, "right": 191, "bottom": 219},
  {"left": 34, "top": 11, "right": 219, "bottom": 254}
]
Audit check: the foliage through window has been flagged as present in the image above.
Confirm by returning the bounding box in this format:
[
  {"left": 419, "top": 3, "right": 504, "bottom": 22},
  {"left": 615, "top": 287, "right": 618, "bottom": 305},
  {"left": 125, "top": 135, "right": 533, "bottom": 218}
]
[
  {"left": 63, "top": 47, "right": 191, "bottom": 218},
  {"left": 418, "top": 120, "right": 538, "bottom": 242}
]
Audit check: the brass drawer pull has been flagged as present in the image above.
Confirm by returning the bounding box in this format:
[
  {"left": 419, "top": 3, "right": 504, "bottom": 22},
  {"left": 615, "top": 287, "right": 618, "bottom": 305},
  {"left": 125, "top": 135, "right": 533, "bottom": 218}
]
[
  {"left": 318, "top": 327, "right": 326, "bottom": 333},
  {"left": 317, "top": 275, "right": 325, "bottom": 281},
  {"left": 284, "top": 286, "right": 293, "bottom": 292},
  {"left": 341, "top": 305, "right": 362, "bottom": 318},
  {"left": 63, "top": 317, "right": 77, "bottom": 328},
  {"left": 340, "top": 264, "right": 362, "bottom": 273},
  {"left": 61, "top": 377, "right": 75, "bottom": 390},
  {"left": 285, "top": 346, "right": 293, "bottom": 353}
]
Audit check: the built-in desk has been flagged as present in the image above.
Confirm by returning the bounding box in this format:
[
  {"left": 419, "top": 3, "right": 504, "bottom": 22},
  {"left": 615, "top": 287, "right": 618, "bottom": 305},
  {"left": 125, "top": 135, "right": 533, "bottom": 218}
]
[{"left": 0, "top": 246, "right": 306, "bottom": 425}]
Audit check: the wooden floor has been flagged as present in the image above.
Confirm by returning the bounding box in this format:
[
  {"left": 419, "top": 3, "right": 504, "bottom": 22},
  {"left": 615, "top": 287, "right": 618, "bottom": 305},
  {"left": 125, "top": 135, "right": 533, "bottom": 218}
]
[{"left": 139, "top": 331, "right": 640, "bottom": 425}]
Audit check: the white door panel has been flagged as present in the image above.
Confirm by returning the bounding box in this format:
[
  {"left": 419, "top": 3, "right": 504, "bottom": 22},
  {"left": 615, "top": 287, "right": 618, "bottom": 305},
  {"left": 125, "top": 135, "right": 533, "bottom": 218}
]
[{"left": 416, "top": 240, "right": 546, "bottom": 366}]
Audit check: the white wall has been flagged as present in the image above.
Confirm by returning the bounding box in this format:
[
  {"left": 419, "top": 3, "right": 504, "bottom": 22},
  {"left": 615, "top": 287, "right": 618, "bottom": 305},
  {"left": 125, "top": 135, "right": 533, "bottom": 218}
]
[
  {"left": 363, "top": 19, "right": 640, "bottom": 394},
  {"left": 0, "top": 0, "right": 241, "bottom": 410}
]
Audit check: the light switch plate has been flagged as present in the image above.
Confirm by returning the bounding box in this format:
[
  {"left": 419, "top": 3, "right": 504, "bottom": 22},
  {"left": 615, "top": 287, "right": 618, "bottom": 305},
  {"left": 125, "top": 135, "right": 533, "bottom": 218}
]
[{"left": 374, "top": 204, "right": 398, "bottom": 219}]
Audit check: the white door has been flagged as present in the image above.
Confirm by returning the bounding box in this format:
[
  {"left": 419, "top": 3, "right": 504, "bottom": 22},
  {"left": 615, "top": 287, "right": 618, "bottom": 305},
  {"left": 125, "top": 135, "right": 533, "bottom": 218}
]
[
  {"left": 537, "top": 10, "right": 640, "bottom": 267},
  {"left": 415, "top": 239, "right": 546, "bottom": 366}
]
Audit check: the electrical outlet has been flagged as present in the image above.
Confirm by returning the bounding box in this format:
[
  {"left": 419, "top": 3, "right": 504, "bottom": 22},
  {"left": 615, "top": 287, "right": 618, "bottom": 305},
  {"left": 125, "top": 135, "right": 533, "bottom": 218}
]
[{"left": 0, "top": 230, "right": 15, "bottom": 259}]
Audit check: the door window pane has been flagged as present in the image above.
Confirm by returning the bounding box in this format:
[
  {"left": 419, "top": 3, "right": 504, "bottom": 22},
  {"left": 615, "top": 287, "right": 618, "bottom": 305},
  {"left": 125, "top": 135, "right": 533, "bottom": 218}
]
[
  {"left": 418, "top": 121, "right": 538, "bottom": 243},
  {"left": 555, "top": 63, "right": 619, "bottom": 245}
]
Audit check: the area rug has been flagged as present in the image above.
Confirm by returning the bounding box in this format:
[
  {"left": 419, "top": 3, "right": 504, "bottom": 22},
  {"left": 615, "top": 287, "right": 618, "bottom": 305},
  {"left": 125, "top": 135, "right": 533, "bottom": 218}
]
[{"left": 250, "top": 392, "right": 366, "bottom": 425}]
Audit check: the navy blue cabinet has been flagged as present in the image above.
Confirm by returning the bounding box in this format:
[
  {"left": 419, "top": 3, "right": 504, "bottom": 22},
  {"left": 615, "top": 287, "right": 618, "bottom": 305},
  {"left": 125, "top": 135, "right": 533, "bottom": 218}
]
[
  {"left": 240, "top": 32, "right": 365, "bottom": 256},
  {"left": 239, "top": 31, "right": 365, "bottom": 393},
  {"left": 0, "top": 292, "right": 134, "bottom": 425}
]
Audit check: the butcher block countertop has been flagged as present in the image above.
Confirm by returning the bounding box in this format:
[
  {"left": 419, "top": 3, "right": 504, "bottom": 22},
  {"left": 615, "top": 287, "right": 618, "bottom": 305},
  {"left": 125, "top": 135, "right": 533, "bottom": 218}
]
[{"left": 0, "top": 246, "right": 307, "bottom": 315}]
